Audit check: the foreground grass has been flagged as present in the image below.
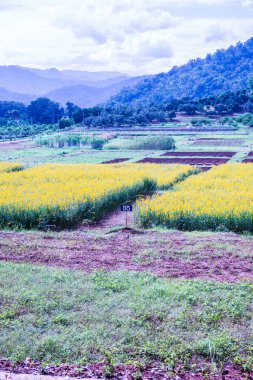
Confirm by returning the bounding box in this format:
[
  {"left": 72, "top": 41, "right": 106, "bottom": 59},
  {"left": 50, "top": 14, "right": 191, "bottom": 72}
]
[{"left": 0, "top": 262, "right": 252, "bottom": 369}]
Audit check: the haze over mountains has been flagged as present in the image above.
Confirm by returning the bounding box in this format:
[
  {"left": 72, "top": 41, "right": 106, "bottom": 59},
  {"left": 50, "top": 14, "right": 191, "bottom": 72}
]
[{"left": 0, "top": 66, "right": 143, "bottom": 107}]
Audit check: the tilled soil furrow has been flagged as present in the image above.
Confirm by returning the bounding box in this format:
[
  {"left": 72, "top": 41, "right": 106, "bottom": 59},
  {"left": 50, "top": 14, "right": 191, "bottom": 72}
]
[{"left": 0, "top": 230, "right": 252, "bottom": 282}]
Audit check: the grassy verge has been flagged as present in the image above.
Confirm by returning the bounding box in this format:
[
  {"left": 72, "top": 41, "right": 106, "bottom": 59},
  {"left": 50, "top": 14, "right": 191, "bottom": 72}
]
[{"left": 0, "top": 262, "right": 252, "bottom": 370}]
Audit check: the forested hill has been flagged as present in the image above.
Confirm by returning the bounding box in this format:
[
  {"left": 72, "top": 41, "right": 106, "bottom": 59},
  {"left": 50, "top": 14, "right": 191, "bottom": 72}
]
[{"left": 109, "top": 38, "right": 253, "bottom": 106}]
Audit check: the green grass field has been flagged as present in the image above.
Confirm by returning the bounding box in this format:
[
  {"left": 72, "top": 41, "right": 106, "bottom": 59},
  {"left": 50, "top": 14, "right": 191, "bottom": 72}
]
[{"left": 0, "top": 262, "right": 252, "bottom": 369}]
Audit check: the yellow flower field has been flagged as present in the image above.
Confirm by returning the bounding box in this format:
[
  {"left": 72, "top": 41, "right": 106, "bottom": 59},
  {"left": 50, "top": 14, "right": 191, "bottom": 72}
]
[
  {"left": 137, "top": 164, "right": 253, "bottom": 233},
  {"left": 0, "top": 162, "right": 194, "bottom": 229}
]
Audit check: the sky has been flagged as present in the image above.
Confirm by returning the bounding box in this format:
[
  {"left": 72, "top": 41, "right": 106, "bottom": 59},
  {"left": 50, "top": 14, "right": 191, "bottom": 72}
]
[{"left": 0, "top": 0, "right": 253, "bottom": 75}]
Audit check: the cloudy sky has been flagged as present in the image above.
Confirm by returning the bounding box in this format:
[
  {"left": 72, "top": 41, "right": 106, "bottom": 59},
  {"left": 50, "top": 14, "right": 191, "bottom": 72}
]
[{"left": 0, "top": 0, "right": 253, "bottom": 75}]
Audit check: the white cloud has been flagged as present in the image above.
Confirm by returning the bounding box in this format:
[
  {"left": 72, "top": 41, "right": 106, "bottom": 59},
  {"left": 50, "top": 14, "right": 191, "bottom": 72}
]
[
  {"left": 0, "top": 0, "right": 252, "bottom": 74},
  {"left": 241, "top": 0, "right": 253, "bottom": 7}
]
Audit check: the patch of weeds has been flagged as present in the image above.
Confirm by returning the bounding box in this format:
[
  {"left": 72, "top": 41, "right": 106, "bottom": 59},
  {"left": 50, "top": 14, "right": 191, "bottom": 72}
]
[
  {"left": 103, "top": 350, "right": 116, "bottom": 378},
  {"left": 52, "top": 314, "right": 70, "bottom": 326},
  {"left": 192, "top": 333, "right": 239, "bottom": 364},
  {"left": 132, "top": 248, "right": 163, "bottom": 264},
  {"left": 91, "top": 269, "right": 129, "bottom": 292},
  {"left": 0, "top": 306, "right": 19, "bottom": 321}
]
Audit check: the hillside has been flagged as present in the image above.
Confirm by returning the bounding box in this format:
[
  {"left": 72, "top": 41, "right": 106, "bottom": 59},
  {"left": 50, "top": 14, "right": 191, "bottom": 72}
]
[
  {"left": 0, "top": 87, "right": 33, "bottom": 104},
  {"left": 109, "top": 38, "right": 253, "bottom": 106}
]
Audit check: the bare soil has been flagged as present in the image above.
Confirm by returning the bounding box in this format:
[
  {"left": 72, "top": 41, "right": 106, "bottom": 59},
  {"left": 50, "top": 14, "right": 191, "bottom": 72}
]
[
  {"left": 161, "top": 152, "right": 236, "bottom": 157},
  {"left": 0, "top": 359, "right": 252, "bottom": 380},
  {"left": 0, "top": 139, "right": 36, "bottom": 151},
  {"left": 0, "top": 227, "right": 252, "bottom": 283},
  {"left": 102, "top": 158, "right": 130, "bottom": 164},
  {"left": 137, "top": 157, "right": 229, "bottom": 165}
]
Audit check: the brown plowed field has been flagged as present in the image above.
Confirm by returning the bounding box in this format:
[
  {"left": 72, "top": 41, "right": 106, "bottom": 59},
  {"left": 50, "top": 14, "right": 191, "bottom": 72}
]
[
  {"left": 102, "top": 158, "right": 130, "bottom": 164},
  {"left": 137, "top": 157, "right": 229, "bottom": 165},
  {"left": 0, "top": 229, "right": 252, "bottom": 283},
  {"left": 199, "top": 166, "right": 212, "bottom": 171},
  {"left": 243, "top": 158, "right": 253, "bottom": 163},
  {"left": 161, "top": 151, "right": 236, "bottom": 157}
]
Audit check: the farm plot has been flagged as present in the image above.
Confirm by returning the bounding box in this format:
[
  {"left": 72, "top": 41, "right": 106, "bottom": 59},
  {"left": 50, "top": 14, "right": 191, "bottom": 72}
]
[
  {"left": 243, "top": 158, "right": 253, "bottom": 163},
  {"left": 161, "top": 151, "right": 236, "bottom": 157},
  {"left": 137, "top": 164, "right": 253, "bottom": 233},
  {"left": 102, "top": 158, "right": 130, "bottom": 164},
  {"left": 137, "top": 157, "right": 229, "bottom": 165},
  {"left": 199, "top": 166, "right": 212, "bottom": 171},
  {"left": 0, "top": 162, "right": 195, "bottom": 229},
  {"left": 193, "top": 139, "right": 244, "bottom": 146}
]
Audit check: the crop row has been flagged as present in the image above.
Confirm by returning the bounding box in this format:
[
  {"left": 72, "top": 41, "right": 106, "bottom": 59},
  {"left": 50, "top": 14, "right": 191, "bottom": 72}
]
[
  {"left": 0, "top": 162, "right": 195, "bottom": 229},
  {"left": 137, "top": 164, "right": 253, "bottom": 233}
]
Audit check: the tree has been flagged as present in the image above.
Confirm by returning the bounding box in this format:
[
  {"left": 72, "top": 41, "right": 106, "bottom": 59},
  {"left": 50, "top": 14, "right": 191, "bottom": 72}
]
[
  {"left": 66, "top": 102, "right": 77, "bottom": 118},
  {"left": 167, "top": 110, "right": 176, "bottom": 120},
  {"left": 27, "top": 98, "right": 63, "bottom": 124},
  {"left": 178, "top": 103, "right": 197, "bottom": 115},
  {"left": 215, "top": 103, "right": 229, "bottom": 115},
  {"left": 244, "top": 101, "right": 253, "bottom": 113},
  {"left": 248, "top": 77, "right": 253, "bottom": 93},
  {"left": 59, "top": 118, "right": 73, "bottom": 129}
]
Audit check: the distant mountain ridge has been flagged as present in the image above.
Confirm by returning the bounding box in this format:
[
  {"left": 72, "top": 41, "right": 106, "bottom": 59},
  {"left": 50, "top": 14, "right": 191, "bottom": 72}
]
[
  {"left": 0, "top": 65, "right": 143, "bottom": 107},
  {"left": 46, "top": 77, "right": 144, "bottom": 108},
  {"left": 109, "top": 37, "right": 253, "bottom": 106}
]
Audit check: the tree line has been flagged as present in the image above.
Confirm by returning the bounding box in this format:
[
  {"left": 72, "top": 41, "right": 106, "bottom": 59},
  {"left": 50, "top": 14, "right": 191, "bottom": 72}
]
[{"left": 0, "top": 86, "right": 253, "bottom": 139}]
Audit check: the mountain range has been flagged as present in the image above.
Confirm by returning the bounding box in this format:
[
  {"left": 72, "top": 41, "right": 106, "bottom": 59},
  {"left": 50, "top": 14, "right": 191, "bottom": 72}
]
[
  {"left": 1, "top": 37, "right": 253, "bottom": 109},
  {"left": 0, "top": 66, "right": 144, "bottom": 107}
]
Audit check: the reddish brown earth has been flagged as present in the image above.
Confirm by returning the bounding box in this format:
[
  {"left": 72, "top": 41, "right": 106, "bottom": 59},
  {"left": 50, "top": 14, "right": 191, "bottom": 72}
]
[
  {"left": 248, "top": 151, "right": 253, "bottom": 156},
  {"left": 0, "top": 228, "right": 252, "bottom": 283},
  {"left": 102, "top": 158, "right": 130, "bottom": 164},
  {"left": 161, "top": 152, "right": 236, "bottom": 157},
  {"left": 199, "top": 166, "right": 212, "bottom": 171},
  {"left": 137, "top": 158, "right": 229, "bottom": 165},
  {"left": 1, "top": 358, "right": 252, "bottom": 380},
  {"left": 243, "top": 159, "right": 253, "bottom": 163},
  {"left": 0, "top": 139, "right": 36, "bottom": 151}
]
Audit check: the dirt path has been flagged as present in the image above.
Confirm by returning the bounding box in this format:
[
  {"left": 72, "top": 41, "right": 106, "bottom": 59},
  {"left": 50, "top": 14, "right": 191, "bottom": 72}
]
[
  {"left": 0, "top": 229, "right": 252, "bottom": 282},
  {"left": 85, "top": 207, "right": 134, "bottom": 230}
]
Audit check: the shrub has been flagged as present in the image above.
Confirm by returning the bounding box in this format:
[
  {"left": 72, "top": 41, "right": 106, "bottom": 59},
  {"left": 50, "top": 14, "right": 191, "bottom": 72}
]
[
  {"left": 126, "top": 136, "right": 175, "bottom": 150},
  {"left": 90, "top": 136, "right": 106, "bottom": 150},
  {"left": 59, "top": 118, "right": 73, "bottom": 129}
]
